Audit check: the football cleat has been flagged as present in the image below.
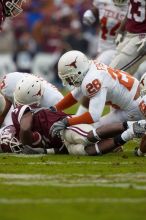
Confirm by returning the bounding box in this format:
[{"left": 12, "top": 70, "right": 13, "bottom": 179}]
[
  {"left": 134, "top": 147, "right": 144, "bottom": 157},
  {"left": 133, "top": 122, "right": 146, "bottom": 138}
]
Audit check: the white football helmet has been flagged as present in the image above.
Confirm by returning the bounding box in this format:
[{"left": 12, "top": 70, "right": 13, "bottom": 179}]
[
  {"left": 58, "top": 50, "right": 91, "bottom": 87},
  {"left": 13, "top": 75, "right": 45, "bottom": 107},
  {"left": 140, "top": 73, "right": 146, "bottom": 97},
  {"left": 0, "top": 125, "right": 22, "bottom": 153},
  {"left": 113, "top": 0, "right": 128, "bottom": 6}
]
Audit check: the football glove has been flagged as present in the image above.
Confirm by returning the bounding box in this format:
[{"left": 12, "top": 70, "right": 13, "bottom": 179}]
[
  {"left": 83, "top": 10, "right": 96, "bottom": 26},
  {"left": 136, "top": 37, "right": 146, "bottom": 54},
  {"left": 21, "top": 145, "right": 46, "bottom": 154},
  {"left": 49, "top": 106, "right": 57, "bottom": 112},
  {"left": 50, "top": 118, "right": 69, "bottom": 138},
  {"left": 115, "top": 32, "right": 124, "bottom": 46}
]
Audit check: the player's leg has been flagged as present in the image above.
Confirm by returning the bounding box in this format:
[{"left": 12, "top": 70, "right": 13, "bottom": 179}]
[
  {"left": 87, "top": 122, "right": 125, "bottom": 142},
  {"left": 86, "top": 119, "right": 146, "bottom": 156},
  {"left": 135, "top": 134, "right": 146, "bottom": 156},
  {"left": 134, "top": 60, "right": 146, "bottom": 80},
  {"left": 63, "top": 124, "right": 95, "bottom": 155},
  {"left": 110, "top": 33, "right": 146, "bottom": 75},
  {"left": 85, "top": 138, "right": 121, "bottom": 155},
  {"left": 63, "top": 123, "right": 126, "bottom": 156},
  {"left": 85, "top": 124, "right": 133, "bottom": 156},
  {"left": 93, "top": 108, "right": 126, "bottom": 129},
  {"left": 97, "top": 49, "right": 116, "bottom": 65}
]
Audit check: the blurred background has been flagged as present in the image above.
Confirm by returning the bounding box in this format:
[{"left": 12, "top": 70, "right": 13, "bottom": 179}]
[{"left": 0, "top": 0, "right": 98, "bottom": 88}]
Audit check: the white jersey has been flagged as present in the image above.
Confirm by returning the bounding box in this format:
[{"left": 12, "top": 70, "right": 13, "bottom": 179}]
[
  {"left": 0, "top": 72, "right": 63, "bottom": 107},
  {"left": 71, "top": 61, "right": 142, "bottom": 123},
  {"left": 93, "top": 0, "right": 127, "bottom": 53}
]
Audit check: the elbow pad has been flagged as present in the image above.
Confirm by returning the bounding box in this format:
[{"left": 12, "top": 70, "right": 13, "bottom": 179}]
[{"left": 0, "top": 94, "right": 6, "bottom": 115}]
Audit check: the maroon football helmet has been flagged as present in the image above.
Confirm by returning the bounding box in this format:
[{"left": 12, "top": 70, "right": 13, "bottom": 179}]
[
  {"left": 0, "top": 0, "right": 26, "bottom": 30},
  {"left": 1, "top": 0, "right": 26, "bottom": 17},
  {"left": 0, "top": 125, "right": 22, "bottom": 153}
]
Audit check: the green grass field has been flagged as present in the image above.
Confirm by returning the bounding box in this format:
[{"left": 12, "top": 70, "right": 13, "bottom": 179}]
[
  {"left": 0, "top": 100, "right": 146, "bottom": 220},
  {"left": 0, "top": 145, "right": 146, "bottom": 220}
]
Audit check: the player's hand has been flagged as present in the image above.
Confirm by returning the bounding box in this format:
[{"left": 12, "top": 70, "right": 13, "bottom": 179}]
[
  {"left": 83, "top": 10, "right": 96, "bottom": 26},
  {"left": 136, "top": 37, "right": 146, "bottom": 54},
  {"left": 49, "top": 106, "right": 57, "bottom": 112},
  {"left": 115, "top": 32, "right": 124, "bottom": 46},
  {"left": 21, "top": 145, "right": 46, "bottom": 154},
  {"left": 50, "top": 118, "right": 69, "bottom": 138}
]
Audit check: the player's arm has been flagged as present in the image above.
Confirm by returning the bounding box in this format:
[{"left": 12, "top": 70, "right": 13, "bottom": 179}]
[
  {"left": 50, "top": 88, "right": 107, "bottom": 138},
  {"left": 55, "top": 92, "right": 77, "bottom": 111},
  {"left": 19, "top": 110, "right": 44, "bottom": 149},
  {"left": 19, "top": 110, "right": 33, "bottom": 146},
  {"left": 0, "top": 94, "right": 12, "bottom": 126},
  {"left": 67, "top": 87, "right": 107, "bottom": 125}
]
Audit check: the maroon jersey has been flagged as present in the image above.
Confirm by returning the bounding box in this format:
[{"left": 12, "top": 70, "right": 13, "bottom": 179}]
[
  {"left": 12, "top": 105, "right": 70, "bottom": 149},
  {"left": 126, "top": 0, "right": 146, "bottom": 33}
]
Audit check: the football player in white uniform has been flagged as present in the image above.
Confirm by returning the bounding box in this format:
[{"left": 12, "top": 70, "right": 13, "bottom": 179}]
[
  {"left": 110, "top": 0, "right": 146, "bottom": 75},
  {"left": 83, "top": 0, "right": 128, "bottom": 65},
  {"left": 82, "top": 81, "right": 146, "bottom": 156},
  {"left": 49, "top": 50, "right": 145, "bottom": 138},
  {"left": 0, "top": 72, "right": 63, "bottom": 126},
  {"left": 79, "top": 72, "right": 146, "bottom": 157},
  {"left": 78, "top": 0, "right": 128, "bottom": 116}
]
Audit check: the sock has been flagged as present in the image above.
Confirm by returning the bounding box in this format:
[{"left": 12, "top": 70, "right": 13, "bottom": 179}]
[
  {"left": 126, "top": 121, "right": 135, "bottom": 129},
  {"left": 114, "top": 135, "right": 126, "bottom": 146},
  {"left": 121, "top": 128, "right": 135, "bottom": 142},
  {"left": 95, "top": 143, "right": 101, "bottom": 155},
  {"left": 137, "top": 148, "right": 144, "bottom": 156},
  {"left": 46, "top": 148, "right": 55, "bottom": 154}
]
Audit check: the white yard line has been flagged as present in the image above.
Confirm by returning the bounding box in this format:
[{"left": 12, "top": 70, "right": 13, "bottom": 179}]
[
  {"left": 0, "top": 154, "right": 44, "bottom": 158},
  {"left": 3, "top": 181, "right": 146, "bottom": 190},
  {"left": 0, "top": 173, "right": 146, "bottom": 190},
  {"left": 0, "top": 161, "right": 143, "bottom": 165},
  {"left": 0, "top": 197, "right": 146, "bottom": 204},
  {"left": 1, "top": 173, "right": 146, "bottom": 179}
]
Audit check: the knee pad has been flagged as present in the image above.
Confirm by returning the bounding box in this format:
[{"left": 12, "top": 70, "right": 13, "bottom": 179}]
[{"left": 67, "top": 144, "right": 87, "bottom": 156}]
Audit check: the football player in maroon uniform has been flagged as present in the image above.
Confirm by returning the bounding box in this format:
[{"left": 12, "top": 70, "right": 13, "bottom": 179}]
[
  {"left": 0, "top": 124, "right": 49, "bottom": 154},
  {"left": 11, "top": 105, "right": 102, "bottom": 156},
  {"left": 11, "top": 105, "right": 70, "bottom": 155},
  {"left": 0, "top": 0, "right": 27, "bottom": 31},
  {"left": 11, "top": 104, "right": 146, "bottom": 156},
  {"left": 110, "top": 0, "right": 146, "bottom": 75},
  {"left": 85, "top": 119, "right": 146, "bottom": 156}
]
